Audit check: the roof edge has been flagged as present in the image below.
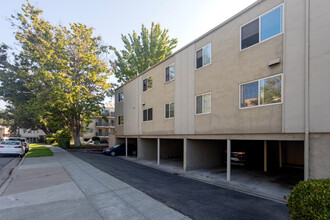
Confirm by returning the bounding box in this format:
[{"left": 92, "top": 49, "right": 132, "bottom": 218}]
[{"left": 115, "top": 0, "right": 264, "bottom": 91}]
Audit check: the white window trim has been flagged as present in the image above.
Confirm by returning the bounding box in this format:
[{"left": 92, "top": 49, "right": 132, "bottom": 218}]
[
  {"left": 142, "top": 108, "right": 153, "bottom": 122},
  {"left": 118, "top": 92, "right": 124, "bottom": 103},
  {"left": 117, "top": 115, "right": 124, "bottom": 126},
  {"left": 164, "top": 64, "right": 175, "bottom": 83},
  {"left": 195, "top": 92, "right": 211, "bottom": 115},
  {"left": 239, "top": 73, "right": 283, "bottom": 110},
  {"left": 240, "top": 4, "right": 284, "bottom": 51},
  {"left": 142, "top": 76, "right": 153, "bottom": 92},
  {"left": 195, "top": 43, "right": 212, "bottom": 70},
  {"left": 164, "top": 101, "right": 175, "bottom": 119}
]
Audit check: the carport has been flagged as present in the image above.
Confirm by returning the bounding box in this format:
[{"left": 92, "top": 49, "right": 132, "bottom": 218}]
[
  {"left": 184, "top": 139, "right": 227, "bottom": 172},
  {"left": 116, "top": 137, "right": 138, "bottom": 157},
  {"left": 158, "top": 139, "right": 184, "bottom": 169},
  {"left": 226, "top": 139, "right": 304, "bottom": 194},
  {"left": 137, "top": 138, "right": 157, "bottom": 161}
]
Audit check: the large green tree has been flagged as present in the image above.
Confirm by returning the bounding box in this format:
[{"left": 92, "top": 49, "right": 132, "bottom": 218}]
[
  {"left": 0, "top": 1, "right": 111, "bottom": 146},
  {"left": 111, "top": 22, "right": 178, "bottom": 84}
]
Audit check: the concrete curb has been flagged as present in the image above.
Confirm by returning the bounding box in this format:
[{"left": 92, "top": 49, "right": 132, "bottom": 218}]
[
  {"left": 118, "top": 156, "right": 288, "bottom": 204},
  {"left": 0, "top": 156, "right": 25, "bottom": 196}
]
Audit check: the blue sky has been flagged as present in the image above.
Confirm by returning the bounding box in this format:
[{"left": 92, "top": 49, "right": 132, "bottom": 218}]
[{"left": 0, "top": 0, "right": 256, "bottom": 109}]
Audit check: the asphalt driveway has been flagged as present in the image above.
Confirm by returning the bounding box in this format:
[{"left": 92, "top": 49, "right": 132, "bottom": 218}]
[{"left": 70, "top": 151, "right": 291, "bottom": 220}]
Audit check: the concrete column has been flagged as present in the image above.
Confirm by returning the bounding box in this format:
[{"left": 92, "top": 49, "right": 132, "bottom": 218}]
[
  {"left": 125, "top": 137, "right": 128, "bottom": 157},
  {"left": 279, "top": 141, "right": 282, "bottom": 168},
  {"left": 183, "top": 138, "right": 187, "bottom": 171},
  {"left": 264, "top": 140, "right": 267, "bottom": 172},
  {"left": 137, "top": 138, "right": 141, "bottom": 160},
  {"left": 157, "top": 138, "right": 160, "bottom": 165},
  {"left": 227, "top": 139, "right": 231, "bottom": 182}
]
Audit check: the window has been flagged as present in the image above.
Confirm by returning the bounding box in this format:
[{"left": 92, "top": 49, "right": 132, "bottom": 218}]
[
  {"left": 196, "top": 43, "right": 211, "bottom": 69},
  {"left": 118, "top": 92, "right": 124, "bottom": 102},
  {"left": 89, "top": 129, "right": 93, "bottom": 133},
  {"left": 143, "top": 76, "right": 153, "bottom": 91},
  {"left": 118, "top": 115, "right": 124, "bottom": 125},
  {"left": 241, "top": 5, "right": 283, "bottom": 50},
  {"left": 240, "top": 74, "right": 282, "bottom": 108},
  {"left": 196, "top": 93, "right": 211, "bottom": 114},
  {"left": 165, "top": 64, "right": 175, "bottom": 82},
  {"left": 165, "top": 102, "right": 174, "bottom": 119},
  {"left": 143, "top": 108, "right": 153, "bottom": 121}
]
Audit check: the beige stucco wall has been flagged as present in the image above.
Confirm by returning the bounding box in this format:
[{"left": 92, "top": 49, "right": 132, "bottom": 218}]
[
  {"left": 195, "top": 0, "right": 283, "bottom": 134},
  {"left": 309, "top": 0, "right": 330, "bottom": 132},
  {"left": 309, "top": 134, "right": 330, "bottom": 179},
  {"left": 116, "top": 0, "right": 285, "bottom": 136}
]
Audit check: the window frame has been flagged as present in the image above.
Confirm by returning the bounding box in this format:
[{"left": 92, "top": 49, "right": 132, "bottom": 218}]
[
  {"left": 118, "top": 92, "right": 124, "bottom": 103},
  {"left": 164, "top": 101, "right": 175, "bottom": 119},
  {"left": 195, "top": 43, "right": 212, "bottom": 70},
  {"left": 164, "top": 64, "right": 175, "bottom": 83},
  {"left": 142, "top": 108, "right": 153, "bottom": 122},
  {"left": 195, "top": 92, "right": 212, "bottom": 115},
  {"left": 143, "top": 76, "right": 153, "bottom": 92},
  {"left": 117, "top": 115, "right": 124, "bottom": 126},
  {"left": 240, "top": 4, "right": 284, "bottom": 51},
  {"left": 239, "top": 73, "right": 283, "bottom": 109}
]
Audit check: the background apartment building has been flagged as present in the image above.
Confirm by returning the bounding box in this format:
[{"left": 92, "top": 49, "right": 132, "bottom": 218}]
[
  {"left": 82, "top": 102, "right": 116, "bottom": 146},
  {"left": 0, "top": 125, "right": 10, "bottom": 140},
  {"left": 17, "top": 128, "right": 46, "bottom": 143},
  {"left": 115, "top": 0, "right": 330, "bottom": 187}
]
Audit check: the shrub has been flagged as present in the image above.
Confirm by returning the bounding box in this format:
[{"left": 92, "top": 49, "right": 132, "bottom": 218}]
[
  {"left": 46, "top": 137, "right": 55, "bottom": 145},
  {"left": 286, "top": 179, "right": 330, "bottom": 220},
  {"left": 57, "top": 138, "right": 70, "bottom": 149},
  {"left": 54, "top": 128, "right": 72, "bottom": 143},
  {"left": 92, "top": 136, "right": 100, "bottom": 141}
]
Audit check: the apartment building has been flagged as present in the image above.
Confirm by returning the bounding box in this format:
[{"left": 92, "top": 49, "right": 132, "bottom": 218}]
[
  {"left": 115, "top": 0, "right": 330, "bottom": 184},
  {"left": 0, "top": 125, "right": 10, "bottom": 139},
  {"left": 82, "top": 102, "right": 116, "bottom": 146},
  {"left": 18, "top": 128, "right": 46, "bottom": 143}
]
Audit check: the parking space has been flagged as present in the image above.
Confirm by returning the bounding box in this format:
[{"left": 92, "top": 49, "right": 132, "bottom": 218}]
[
  {"left": 185, "top": 139, "right": 226, "bottom": 171},
  {"left": 159, "top": 139, "right": 184, "bottom": 169}
]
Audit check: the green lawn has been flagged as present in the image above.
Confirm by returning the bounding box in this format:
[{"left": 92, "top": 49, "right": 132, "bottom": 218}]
[{"left": 26, "top": 143, "right": 54, "bottom": 157}]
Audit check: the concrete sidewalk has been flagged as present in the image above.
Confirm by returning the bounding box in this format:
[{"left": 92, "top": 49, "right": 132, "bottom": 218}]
[{"left": 0, "top": 146, "right": 189, "bottom": 220}]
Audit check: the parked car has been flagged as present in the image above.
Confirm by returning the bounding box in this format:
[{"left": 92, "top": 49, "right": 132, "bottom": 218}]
[
  {"left": 230, "top": 152, "right": 247, "bottom": 165},
  {"left": 100, "top": 139, "right": 109, "bottom": 144},
  {"left": 103, "top": 143, "right": 137, "bottom": 156},
  {"left": 0, "top": 140, "right": 26, "bottom": 156},
  {"left": 8, "top": 137, "right": 29, "bottom": 153}
]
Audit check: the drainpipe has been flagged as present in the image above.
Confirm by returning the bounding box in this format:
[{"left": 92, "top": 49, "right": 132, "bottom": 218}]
[{"left": 304, "top": 0, "right": 310, "bottom": 181}]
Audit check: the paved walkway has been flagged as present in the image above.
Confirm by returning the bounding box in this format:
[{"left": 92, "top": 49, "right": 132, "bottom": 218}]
[{"left": 0, "top": 146, "right": 189, "bottom": 220}]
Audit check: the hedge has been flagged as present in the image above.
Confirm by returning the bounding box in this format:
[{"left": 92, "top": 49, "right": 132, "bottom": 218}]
[
  {"left": 286, "top": 178, "right": 330, "bottom": 220},
  {"left": 46, "top": 137, "right": 55, "bottom": 145},
  {"left": 57, "top": 138, "right": 70, "bottom": 149}
]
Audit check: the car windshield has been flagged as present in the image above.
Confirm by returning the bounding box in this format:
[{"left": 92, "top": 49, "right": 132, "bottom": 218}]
[{"left": 0, "top": 141, "right": 21, "bottom": 145}]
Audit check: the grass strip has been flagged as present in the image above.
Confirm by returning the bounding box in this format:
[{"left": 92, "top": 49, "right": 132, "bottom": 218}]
[{"left": 26, "top": 143, "right": 54, "bottom": 157}]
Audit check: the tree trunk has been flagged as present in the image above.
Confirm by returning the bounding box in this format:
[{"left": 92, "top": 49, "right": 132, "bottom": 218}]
[{"left": 72, "top": 129, "right": 81, "bottom": 147}]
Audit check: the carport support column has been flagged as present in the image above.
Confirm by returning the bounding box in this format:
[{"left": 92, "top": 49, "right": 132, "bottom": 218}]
[
  {"left": 279, "top": 141, "right": 282, "bottom": 168},
  {"left": 157, "top": 138, "right": 160, "bottom": 165},
  {"left": 125, "top": 137, "right": 128, "bottom": 157},
  {"left": 264, "top": 140, "right": 267, "bottom": 172},
  {"left": 227, "top": 139, "right": 231, "bottom": 182}
]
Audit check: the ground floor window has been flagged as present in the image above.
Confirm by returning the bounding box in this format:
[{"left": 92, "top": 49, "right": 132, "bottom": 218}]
[
  {"left": 143, "top": 108, "right": 153, "bottom": 121},
  {"left": 240, "top": 74, "right": 282, "bottom": 108},
  {"left": 196, "top": 92, "right": 211, "bottom": 114},
  {"left": 165, "top": 102, "right": 174, "bottom": 119},
  {"left": 118, "top": 115, "right": 124, "bottom": 125}
]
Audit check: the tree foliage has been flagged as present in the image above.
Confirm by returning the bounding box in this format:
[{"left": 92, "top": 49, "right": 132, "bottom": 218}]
[
  {"left": 0, "top": 1, "right": 111, "bottom": 146},
  {"left": 111, "top": 22, "right": 178, "bottom": 84}
]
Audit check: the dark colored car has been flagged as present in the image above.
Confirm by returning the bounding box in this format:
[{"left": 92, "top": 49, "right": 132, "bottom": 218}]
[
  {"left": 100, "top": 139, "right": 109, "bottom": 144},
  {"left": 103, "top": 143, "right": 137, "bottom": 156},
  {"left": 230, "top": 152, "right": 248, "bottom": 165}
]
